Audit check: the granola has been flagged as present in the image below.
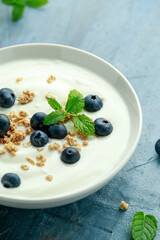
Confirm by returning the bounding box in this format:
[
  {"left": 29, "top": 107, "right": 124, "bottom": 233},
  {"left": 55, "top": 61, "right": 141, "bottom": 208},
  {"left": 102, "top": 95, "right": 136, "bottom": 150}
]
[{"left": 17, "top": 90, "right": 35, "bottom": 104}]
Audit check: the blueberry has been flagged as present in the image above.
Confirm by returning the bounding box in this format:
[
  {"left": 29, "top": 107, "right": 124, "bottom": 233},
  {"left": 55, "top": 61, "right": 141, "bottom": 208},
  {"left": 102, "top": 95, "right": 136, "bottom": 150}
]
[
  {"left": 0, "top": 114, "right": 10, "bottom": 137},
  {"left": 155, "top": 139, "right": 160, "bottom": 156},
  {"left": 61, "top": 147, "right": 80, "bottom": 164},
  {"left": 94, "top": 118, "right": 113, "bottom": 136},
  {"left": 31, "top": 112, "right": 47, "bottom": 132},
  {"left": 30, "top": 130, "right": 49, "bottom": 147},
  {"left": 47, "top": 123, "right": 67, "bottom": 139},
  {"left": 0, "top": 88, "right": 16, "bottom": 108},
  {"left": 1, "top": 173, "right": 21, "bottom": 188},
  {"left": 84, "top": 94, "right": 103, "bottom": 112}
]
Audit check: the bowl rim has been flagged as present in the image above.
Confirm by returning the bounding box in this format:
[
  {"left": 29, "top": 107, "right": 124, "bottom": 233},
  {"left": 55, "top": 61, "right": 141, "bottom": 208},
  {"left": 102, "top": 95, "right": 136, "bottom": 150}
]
[{"left": 0, "top": 43, "right": 142, "bottom": 204}]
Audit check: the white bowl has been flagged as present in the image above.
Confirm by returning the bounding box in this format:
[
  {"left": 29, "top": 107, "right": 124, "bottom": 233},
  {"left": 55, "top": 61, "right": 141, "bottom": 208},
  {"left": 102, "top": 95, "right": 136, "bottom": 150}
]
[{"left": 0, "top": 44, "right": 142, "bottom": 209}]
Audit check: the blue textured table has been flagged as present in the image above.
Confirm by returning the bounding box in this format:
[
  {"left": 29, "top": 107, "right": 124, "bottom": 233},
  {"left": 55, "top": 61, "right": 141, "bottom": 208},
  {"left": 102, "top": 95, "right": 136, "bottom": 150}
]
[{"left": 0, "top": 1, "right": 160, "bottom": 239}]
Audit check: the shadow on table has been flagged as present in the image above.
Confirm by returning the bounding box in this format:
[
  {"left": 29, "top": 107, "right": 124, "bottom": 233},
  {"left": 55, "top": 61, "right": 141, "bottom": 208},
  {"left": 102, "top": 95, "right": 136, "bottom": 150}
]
[{"left": 0, "top": 176, "right": 132, "bottom": 240}]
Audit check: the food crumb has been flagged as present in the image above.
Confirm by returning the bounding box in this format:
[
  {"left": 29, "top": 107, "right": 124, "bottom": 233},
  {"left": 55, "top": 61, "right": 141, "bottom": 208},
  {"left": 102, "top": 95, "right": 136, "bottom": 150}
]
[
  {"left": 68, "top": 131, "right": 75, "bottom": 137},
  {"left": 26, "top": 157, "right": 35, "bottom": 165},
  {"left": 83, "top": 141, "right": 88, "bottom": 146},
  {"left": 26, "top": 127, "right": 32, "bottom": 135},
  {"left": 37, "top": 154, "right": 46, "bottom": 162},
  {"left": 37, "top": 147, "right": 44, "bottom": 152},
  {"left": 66, "top": 135, "right": 75, "bottom": 146},
  {"left": 77, "top": 130, "right": 88, "bottom": 140},
  {"left": 21, "top": 164, "right": 29, "bottom": 171},
  {"left": 62, "top": 143, "right": 70, "bottom": 149},
  {"left": 47, "top": 75, "right": 56, "bottom": 84},
  {"left": 49, "top": 143, "right": 60, "bottom": 150},
  {"left": 58, "top": 148, "right": 63, "bottom": 153},
  {"left": 0, "top": 149, "right": 6, "bottom": 155},
  {"left": 19, "top": 110, "right": 28, "bottom": 117},
  {"left": 16, "top": 77, "right": 23, "bottom": 83},
  {"left": 120, "top": 201, "right": 129, "bottom": 210},
  {"left": 45, "top": 175, "right": 53, "bottom": 182},
  {"left": 101, "top": 97, "right": 104, "bottom": 101},
  {"left": 18, "top": 119, "right": 30, "bottom": 127},
  {"left": 22, "top": 142, "right": 31, "bottom": 148},
  {"left": 36, "top": 162, "right": 45, "bottom": 167},
  {"left": 74, "top": 143, "right": 81, "bottom": 151}
]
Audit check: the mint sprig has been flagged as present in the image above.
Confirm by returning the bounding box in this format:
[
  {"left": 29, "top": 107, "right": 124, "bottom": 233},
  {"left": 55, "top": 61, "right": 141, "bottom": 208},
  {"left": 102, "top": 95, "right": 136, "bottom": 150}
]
[
  {"left": 1, "top": 0, "right": 48, "bottom": 21},
  {"left": 132, "top": 212, "right": 158, "bottom": 240},
  {"left": 44, "top": 89, "right": 95, "bottom": 136}
]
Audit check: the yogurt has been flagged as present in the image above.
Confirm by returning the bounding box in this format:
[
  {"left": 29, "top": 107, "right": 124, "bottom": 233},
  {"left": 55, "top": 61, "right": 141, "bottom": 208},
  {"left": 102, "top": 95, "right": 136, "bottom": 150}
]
[{"left": 0, "top": 59, "right": 130, "bottom": 199}]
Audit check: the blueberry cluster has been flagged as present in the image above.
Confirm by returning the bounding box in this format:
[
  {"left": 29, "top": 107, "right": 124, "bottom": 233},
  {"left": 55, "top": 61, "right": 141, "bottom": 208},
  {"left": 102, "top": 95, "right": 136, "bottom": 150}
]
[
  {"left": 85, "top": 94, "right": 113, "bottom": 136},
  {"left": 30, "top": 112, "right": 68, "bottom": 147},
  {"left": 0, "top": 88, "right": 16, "bottom": 138},
  {"left": 0, "top": 88, "right": 20, "bottom": 189}
]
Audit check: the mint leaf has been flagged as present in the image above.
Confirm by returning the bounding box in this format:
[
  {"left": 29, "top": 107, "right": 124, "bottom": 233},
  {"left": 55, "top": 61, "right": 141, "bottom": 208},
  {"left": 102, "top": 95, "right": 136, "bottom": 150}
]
[
  {"left": 12, "top": 4, "right": 25, "bottom": 21},
  {"left": 72, "top": 114, "right": 95, "bottom": 136},
  {"left": 47, "top": 98, "right": 62, "bottom": 111},
  {"left": 132, "top": 212, "right": 158, "bottom": 240},
  {"left": 26, "top": 0, "right": 48, "bottom": 7},
  {"left": 2, "top": 0, "right": 14, "bottom": 5},
  {"left": 65, "top": 89, "right": 84, "bottom": 114},
  {"left": 2, "top": 0, "right": 25, "bottom": 6},
  {"left": 43, "top": 110, "right": 66, "bottom": 125},
  {"left": 14, "top": 0, "right": 25, "bottom": 6}
]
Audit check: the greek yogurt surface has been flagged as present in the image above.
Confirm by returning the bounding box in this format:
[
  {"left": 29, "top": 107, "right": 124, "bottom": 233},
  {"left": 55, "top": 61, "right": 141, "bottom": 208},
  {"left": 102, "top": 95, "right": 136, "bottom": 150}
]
[{"left": 0, "top": 58, "right": 130, "bottom": 199}]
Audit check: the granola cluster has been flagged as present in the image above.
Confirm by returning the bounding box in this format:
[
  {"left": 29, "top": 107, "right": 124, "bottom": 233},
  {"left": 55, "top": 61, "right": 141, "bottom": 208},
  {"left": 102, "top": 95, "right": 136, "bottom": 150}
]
[
  {"left": 48, "top": 131, "right": 88, "bottom": 154},
  {"left": 49, "top": 142, "right": 60, "bottom": 151},
  {"left": 36, "top": 154, "right": 46, "bottom": 167},
  {"left": 0, "top": 110, "right": 31, "bottom": 156},
  {"left": 18, "top": 90, "right": 35, "bottom": 104},
  {"left": 47, "top": 75, "right": 56, "bottom": 84},
  {"left": 22, "top": 154, "right": 47, "bottom": 170},
  {"left": 5, "top": 142, "right": 19, "bottom": 156}
]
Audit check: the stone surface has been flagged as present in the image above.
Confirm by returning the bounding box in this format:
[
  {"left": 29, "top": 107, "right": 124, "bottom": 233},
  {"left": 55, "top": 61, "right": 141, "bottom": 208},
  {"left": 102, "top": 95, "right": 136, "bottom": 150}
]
[{"left": 0, "top": 0, "right": 160, "bottom": 239}]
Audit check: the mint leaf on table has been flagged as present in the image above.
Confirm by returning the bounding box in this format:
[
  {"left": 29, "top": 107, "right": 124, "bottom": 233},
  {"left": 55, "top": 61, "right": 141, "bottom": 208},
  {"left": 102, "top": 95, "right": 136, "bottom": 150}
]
[
  {"left": 43, "top": 110, "right": 67, "bottom": 126},
  {"left": 1, "top": 0, "right": 13, "bottom": 5},
  {"left": 12, "top": 4, "right": 25, "bottom": 21},
  {"left": 65, "top": 89, "right": 85, "bottom": 114},
  {"left": 132, "top": 212, "right": 158, "bottom": 240},
  {"left": 1, "top": 0, "right": 48, "bottom": 21},
  {"left": 47, "top": 98, "right": 62, "bottom": 111},
  {"left": 14, "top": 0, "right": 25, "bottom": 6},
  {"left": 26, "top": 0, "right": 48, "bottom": 7},
  {"left": 73, "top": 114, "right": 95, "bottom": 136}
]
